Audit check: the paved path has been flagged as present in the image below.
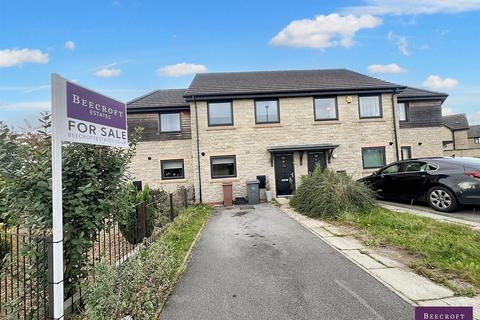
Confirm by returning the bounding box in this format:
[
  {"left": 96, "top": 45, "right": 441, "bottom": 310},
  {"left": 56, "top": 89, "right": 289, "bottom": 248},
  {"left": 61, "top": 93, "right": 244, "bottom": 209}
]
[
  {"left": 378, "top": 199, "right": 480, "bottom": 224},
  {"left": 161, "top": 204, "right": 413, "bottom": 320}
]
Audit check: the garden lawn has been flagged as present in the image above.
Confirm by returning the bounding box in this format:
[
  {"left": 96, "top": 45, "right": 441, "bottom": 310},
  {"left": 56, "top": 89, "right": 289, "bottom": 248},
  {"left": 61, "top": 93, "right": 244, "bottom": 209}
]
[
  {"left": 337, "top": 208, "right": 480, "bottom": 294},
  {"left": 80, "top": 204, "right": 212, "bottom": 320}
]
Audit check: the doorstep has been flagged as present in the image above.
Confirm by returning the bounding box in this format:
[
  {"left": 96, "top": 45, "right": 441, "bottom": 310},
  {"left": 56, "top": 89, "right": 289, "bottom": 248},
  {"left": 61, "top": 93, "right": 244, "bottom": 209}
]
[{"left": 276, "top": 201, "right": 480, "bottom": 319}]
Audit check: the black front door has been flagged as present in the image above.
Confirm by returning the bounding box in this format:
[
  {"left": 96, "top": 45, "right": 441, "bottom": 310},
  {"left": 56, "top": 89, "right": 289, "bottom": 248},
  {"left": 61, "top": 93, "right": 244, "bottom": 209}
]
[
  {"left": 307, "top": 151, "right": 327, "bottom": 174},
  {"left": 274, "top": 153, "right": 295, "bottom": 196}
]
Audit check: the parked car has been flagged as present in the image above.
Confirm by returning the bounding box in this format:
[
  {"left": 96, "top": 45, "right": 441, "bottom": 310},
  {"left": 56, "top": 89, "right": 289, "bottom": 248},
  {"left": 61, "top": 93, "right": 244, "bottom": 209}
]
[{"left": 359, "top": 157, "right": 480, "bottom": 212}]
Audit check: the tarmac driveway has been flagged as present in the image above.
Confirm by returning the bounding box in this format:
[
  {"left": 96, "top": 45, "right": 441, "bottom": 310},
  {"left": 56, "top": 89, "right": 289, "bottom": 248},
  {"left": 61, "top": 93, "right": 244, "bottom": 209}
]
[{"left": 161, "top": 204, "right": 413, "bottom": 320}]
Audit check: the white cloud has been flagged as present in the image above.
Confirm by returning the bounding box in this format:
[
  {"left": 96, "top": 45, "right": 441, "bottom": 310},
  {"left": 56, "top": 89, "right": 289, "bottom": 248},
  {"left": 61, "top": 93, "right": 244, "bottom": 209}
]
[
  {"left": 468, "top": 112, "right": 480, "bottom": 125},
  {"left": 368, "top": 63, "right": 407, "bottom": 74},
  {"left": 94, "top": 68, "right": 122, "bottom": 78},
  {"left": 0, "top": 85, "right": 49, "bottom": 93},
  {"left": 343, "top": 0, "right": 480, "bottom": 16},
  {"left": 270, "top": 13, "right": 382, "bottom": 50},
  {"left": 157, "top": 63, "right": 208, "bottom": 77},
  {"left": 0, "top": 100, "right": 50, "bottom": 111},
  {"left": 422, "top": 75, "right": 459, "bottom": 90},
  {"left": 65, "top": 41, "right": 76, "bottom": 51},
  {"left": 0, "top": 48, "right": 49, "bottom": 68},
  {"left": 387, "top": 32, "right": 411, "bottom": 56},
  {"left": 442, "top": 105, "right": 455, "bottom": 116}
]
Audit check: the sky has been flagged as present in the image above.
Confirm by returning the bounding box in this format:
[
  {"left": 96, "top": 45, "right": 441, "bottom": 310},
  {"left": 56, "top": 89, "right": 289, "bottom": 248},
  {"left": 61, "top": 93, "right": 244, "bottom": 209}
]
[{"left": 1, "top": 0, "right": 480, "bottom": 128}]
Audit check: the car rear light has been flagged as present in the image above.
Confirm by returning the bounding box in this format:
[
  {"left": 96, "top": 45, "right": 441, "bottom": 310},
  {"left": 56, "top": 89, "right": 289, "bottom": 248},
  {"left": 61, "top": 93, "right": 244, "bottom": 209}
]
[{"left": 465, "top": 171, "right": 480, "bottom": 179}]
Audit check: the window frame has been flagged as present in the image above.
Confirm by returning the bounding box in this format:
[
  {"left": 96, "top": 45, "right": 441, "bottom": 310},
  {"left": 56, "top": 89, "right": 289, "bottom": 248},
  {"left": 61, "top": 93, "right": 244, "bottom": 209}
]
[
  {"left": 254, "top": 99, "right": 281, "bottom": 124},
  {"left": 358, "top": 95, "right": 383, "bottom": 119},
  {"left": 474, "top": 138, "right": 480, "bottom": 144},
  {"left": 361, "top": 146, "right": 386, "bottom": 169},
  {"left": 313, "top": 96, "right": 339, "bottom": 121},
  {"left": 397, "top": 102, "right": 408, "bottom": 122},
  {"left": 159, "top": 112, "right": 182, "bottom": 133},
  {"left": 400, "top": 146, "right": 412, "bottom": 160},
  {"left": 210, "top": 155, "right": 237, "bottom": 179},
  {"left": 207, "top": 101, "right": 234, "bottom": 127},
  {"left": 160, "top": 159, "right": 185, "bottom": 180}
]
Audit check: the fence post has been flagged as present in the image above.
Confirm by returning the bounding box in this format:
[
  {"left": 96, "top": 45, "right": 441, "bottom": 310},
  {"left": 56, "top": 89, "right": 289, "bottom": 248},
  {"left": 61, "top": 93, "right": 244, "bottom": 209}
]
[
  {"left": 47, "top": 236, "right": 54, "bottom": 319},
  {"left": 169, "top": 193, "right": 174, "bottom": 222},
  {"left": 141, "top": 202, "right": 147, "bottom": 238},
  {"left": 184, "top": 188, "right": 188, "bottom": 208}
]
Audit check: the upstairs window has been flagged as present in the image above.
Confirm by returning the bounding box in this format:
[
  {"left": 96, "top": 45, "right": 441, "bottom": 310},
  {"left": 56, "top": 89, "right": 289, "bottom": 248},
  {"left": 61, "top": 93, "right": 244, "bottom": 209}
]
[
  {"left": 161, "top": 159, "right": 184, "bottom": 180},
  {"left": 362, "top": 147, "right": 386, "bottom": 169},
  {"left": 159, "top": 113, "right": 181, "bottom": 132},
  {"left": 314, "top": 97, "right": 337, "bottom": 120},
  {"left": 397, "top": 103, "right": 407, "bottom": 122},
  {"left": 359, "top": 95, "right": 382, "bottom": 118},
  {"left": 208, "top": 101, "right": 233, "bottom": 126},
  {"left": 255, "top": 100, "right": 280, "bottom": 124}
]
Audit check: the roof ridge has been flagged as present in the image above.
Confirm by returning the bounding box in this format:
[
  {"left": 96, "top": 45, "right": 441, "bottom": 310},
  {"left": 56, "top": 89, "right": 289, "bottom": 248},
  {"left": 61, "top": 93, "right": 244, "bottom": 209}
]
[
  {"left": 406, "top": 86, "right": 448, "bottom": 96},
  {"left": 195, "top": 68, "right": 349, "bottom": 76}
]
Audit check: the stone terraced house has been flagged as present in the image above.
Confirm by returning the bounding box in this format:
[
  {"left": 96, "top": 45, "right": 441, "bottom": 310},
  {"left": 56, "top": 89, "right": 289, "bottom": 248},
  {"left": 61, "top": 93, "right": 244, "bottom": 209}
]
[
  {"left": 126, "top": 69, "right": 448, "bottom": 204},
  {"left": 442, "top": 113, "right": 480, "bottom": 157}
]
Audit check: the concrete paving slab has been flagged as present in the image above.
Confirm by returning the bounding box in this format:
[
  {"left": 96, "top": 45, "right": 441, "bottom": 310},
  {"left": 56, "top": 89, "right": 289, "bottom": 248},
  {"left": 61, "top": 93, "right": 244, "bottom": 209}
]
[
  {"left": 343, "top": 250, "right": 386, "bottom": 269},
  {"left": 323, "top": 236, "right": 365, "bottom": 250},
  {"left": 367, "top": 253, "right": 405, "bottom": 268},
  {"left": 323, "top": 225, "right": 356, "bottom": 236},
  {"left": 310, "top": 227, "right": 334, "bottom": 238},
  {"left": 416, "top": 300, "right": 449, "bottom": 306},
  {"left": 370, "top": 268, "right": 454, "bottom": 301},
  {"left": 442, "top": 296, "right": 480, "bottom": 319}
]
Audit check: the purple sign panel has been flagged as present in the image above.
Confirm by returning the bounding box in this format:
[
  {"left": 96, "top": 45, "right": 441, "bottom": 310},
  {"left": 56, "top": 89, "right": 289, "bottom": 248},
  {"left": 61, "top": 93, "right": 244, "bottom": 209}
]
[
  {"left": 66, "top": 81, "right": 126, "bottom": 130},
  {"left": 415, "top": 306, "right": 473, "bottom": 320}
]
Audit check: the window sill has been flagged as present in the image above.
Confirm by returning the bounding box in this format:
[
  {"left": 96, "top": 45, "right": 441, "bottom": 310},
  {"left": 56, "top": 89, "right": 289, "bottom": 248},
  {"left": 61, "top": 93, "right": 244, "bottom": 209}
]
[
  {"left": 209, "top": 178, "right": 240, "bottom": 183},
  {"left": 355, "top": 118, "right": 386, "bottom": 123},
  {"left": 313, "top": 120, "right": 342, "bottom": 126},
  {"left": 253, "top": 124, "right": 283, "bottom": 129},
  {"left": 160, "top": 178, "right": 187, "bottom": 184},
  {"left": 206, "top": 126, "right": 236, "bottom": 131}
]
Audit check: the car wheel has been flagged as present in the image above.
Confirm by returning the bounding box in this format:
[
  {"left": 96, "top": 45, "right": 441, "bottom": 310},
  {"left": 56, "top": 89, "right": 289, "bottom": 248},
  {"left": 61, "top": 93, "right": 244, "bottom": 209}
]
[{"left": 427, "top": 186, "right": 458, "bottom": 212}]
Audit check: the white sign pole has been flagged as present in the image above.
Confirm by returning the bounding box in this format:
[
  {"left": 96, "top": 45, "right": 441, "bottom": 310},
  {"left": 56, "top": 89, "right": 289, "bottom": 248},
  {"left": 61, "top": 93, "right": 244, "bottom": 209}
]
[{"left": 51, "top": 74, "right": 66, "bottom": 319}]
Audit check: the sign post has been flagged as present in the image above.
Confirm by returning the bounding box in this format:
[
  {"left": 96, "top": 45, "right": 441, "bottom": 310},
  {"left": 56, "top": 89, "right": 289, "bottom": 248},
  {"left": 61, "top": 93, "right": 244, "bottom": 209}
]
[{"left": 50, "top": 74, "right": 128, "bottom": 319}]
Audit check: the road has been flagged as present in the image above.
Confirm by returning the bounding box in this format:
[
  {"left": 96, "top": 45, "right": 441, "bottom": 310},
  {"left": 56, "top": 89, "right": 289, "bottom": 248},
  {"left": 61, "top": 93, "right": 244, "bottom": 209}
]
[
  {"left": 378, "top": 199, "right": 480, "bottom": 224},
  {"left": 161, "top": 204, "right": 413, "bottom": 320}
]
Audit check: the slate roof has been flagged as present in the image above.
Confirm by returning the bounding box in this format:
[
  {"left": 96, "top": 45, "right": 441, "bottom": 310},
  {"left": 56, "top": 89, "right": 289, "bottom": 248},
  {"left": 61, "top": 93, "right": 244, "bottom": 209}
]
[
  {"left": 184, "top": 69, "right": 404, "bottom": 99},
  {"left": 127, "top": 89, "right": 188, "bottom": 111},
  {"left": 468, "top": 125, "right": 480, "bottom": 138},
  {"left": 443, "top": 114, "right": 470, "bottom": 130},
  {"left": 398, "top": 87, "right": 448, "bottom": 100}
]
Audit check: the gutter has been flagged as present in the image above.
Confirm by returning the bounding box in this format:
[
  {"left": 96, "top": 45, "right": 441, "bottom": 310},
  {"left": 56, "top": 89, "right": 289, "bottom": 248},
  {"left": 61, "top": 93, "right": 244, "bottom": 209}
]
[
  {"left": 392, "top": 89, "right": 400, "bottom": 161},
  {"left": 193, "top": 97, "right": 203, "bottom": 203}
]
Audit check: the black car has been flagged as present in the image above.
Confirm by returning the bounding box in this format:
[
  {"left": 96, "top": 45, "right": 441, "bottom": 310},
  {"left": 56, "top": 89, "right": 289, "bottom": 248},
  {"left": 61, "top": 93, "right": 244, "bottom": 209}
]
[{"left": 359, "top": 157, "right": 480, "bottom": 212}]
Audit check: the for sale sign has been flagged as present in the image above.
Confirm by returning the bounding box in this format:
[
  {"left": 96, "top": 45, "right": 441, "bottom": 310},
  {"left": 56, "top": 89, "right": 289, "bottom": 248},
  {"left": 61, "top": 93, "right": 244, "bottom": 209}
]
[{"left": 53, "top": 74, "right": 128, "bottom": 148}]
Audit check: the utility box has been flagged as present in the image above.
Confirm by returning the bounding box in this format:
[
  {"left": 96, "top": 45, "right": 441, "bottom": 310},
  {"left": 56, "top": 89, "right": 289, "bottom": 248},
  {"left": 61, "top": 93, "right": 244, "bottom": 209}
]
[
  {"left": 222, "top": 182, "right": 233, "bottom": 206},
  {"left": 246, "top": 180, "right": 260, "bottom": 205}
]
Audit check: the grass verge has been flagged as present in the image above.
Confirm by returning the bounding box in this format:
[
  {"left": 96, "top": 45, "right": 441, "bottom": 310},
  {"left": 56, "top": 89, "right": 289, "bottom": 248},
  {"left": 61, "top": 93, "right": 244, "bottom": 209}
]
[
  {"left": 336, "top": 207, "right": 480, "bottom": 295},
  {"left": 79, "top": 204, "right": 212, "bottom": 320}
]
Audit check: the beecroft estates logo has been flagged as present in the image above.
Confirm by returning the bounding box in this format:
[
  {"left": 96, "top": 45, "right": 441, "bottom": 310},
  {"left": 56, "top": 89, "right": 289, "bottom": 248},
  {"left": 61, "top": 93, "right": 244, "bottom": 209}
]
[{"left": 415, "top": 306, "right": 473, "bottom": 320}]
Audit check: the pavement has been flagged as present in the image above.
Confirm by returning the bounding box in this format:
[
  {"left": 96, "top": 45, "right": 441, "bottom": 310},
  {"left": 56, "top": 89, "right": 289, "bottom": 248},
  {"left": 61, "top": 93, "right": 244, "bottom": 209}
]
[
  {"left": 161, "top": 204, "right": 413, "bottom": 320},
  {"left": 378, "top": 199, "right": 480, "bottom": 224}
]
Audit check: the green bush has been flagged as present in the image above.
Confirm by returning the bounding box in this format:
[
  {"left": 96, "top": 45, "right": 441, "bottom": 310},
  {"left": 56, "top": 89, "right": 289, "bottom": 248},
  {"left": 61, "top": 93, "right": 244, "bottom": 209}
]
[
  {"left": 119, "top": 185, "right": 156, "bottom": 244},
  {"left": 290, "top": 168, "right": 376, "bottom": 218}
]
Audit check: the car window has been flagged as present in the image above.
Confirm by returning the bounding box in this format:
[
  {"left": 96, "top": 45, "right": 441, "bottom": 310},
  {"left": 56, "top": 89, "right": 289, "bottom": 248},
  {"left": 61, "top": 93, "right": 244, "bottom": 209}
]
[
  {"left": 379, "top": 164, "right": 402, "bottom": 174},
  {"left": 404, "top": 162, "right": 426, "bottom": 172}
]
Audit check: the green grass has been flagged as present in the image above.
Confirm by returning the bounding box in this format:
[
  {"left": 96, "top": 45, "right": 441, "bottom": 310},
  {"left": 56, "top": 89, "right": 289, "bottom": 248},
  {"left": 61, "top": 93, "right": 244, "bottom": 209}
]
[
  {"left": 336, "top": 208, "right": 480, "bottom": 294},
  {"left": 80, "top": 204, "right": 212, "bottom": 320}
]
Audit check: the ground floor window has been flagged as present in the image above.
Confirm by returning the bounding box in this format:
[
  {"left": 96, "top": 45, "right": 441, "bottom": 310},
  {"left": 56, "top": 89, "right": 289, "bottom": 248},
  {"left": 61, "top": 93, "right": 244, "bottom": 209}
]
[
  {"left": 362, "top": 147, "right": 386, "bottom": 169},
  {"left": 161, "top": 159, "right": 184, "bottom": 179},
  {"left": 401, "top": 146, "right": 412, "bottom": 160},
  {"left": 475, "top": 138, "right": 480, "bottom": 144},
  {"left": 210, "top": 155, "right": 237, "bottom": 178}
]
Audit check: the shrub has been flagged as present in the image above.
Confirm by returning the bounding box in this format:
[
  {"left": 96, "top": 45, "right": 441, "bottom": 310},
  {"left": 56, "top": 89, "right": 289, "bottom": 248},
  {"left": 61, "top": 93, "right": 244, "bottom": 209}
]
[
  {"left": 290, "top": 168, "right": 376, "bottom": 218},
  {"left": 0, "top": 231, "right": 10, "bottom": 266},
  {"left": 119, "top": 185, "right": 156, "bottom": 244}
]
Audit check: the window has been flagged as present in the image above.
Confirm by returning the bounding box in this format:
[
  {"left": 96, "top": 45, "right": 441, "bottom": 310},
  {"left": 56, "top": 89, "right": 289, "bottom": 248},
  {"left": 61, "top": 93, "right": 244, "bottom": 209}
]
[
  {"left": 210, "top": 156, "right": 237, "bottom": 178},
  {"left": 359, "top": 95, "right": 382, "bottom": 118},
  {"left": 379, "top": 163, "right": 402, "bottom": 174},
  {"left": 401, "top": 146, "right": 412, "bottom": 160},
  {"left": 161, "top": 159, "right": 184, "bottom": 180},
  {"left": 397, "top": 103, "right": 407, "bottom": 122},
  {"left": 159, "top": 113, "right": 181, "bottom": 132},
  {"left": 255, "top": 100, "right": 279, "bottom": 124},
  {"left": 362, "top": 147, "right": 386, "bottom": 169},
  {"left": 314, "top": 97, "right": 337, "bottom": 120},
  {"left": 208, "top": 102, "right": 233, "bottom": 126},
  {"left": 475, "top": 138, "right": 480, "bottom": 144},
  {"left": 404, "top": 161, "right": 426, "bottom": 172}
]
